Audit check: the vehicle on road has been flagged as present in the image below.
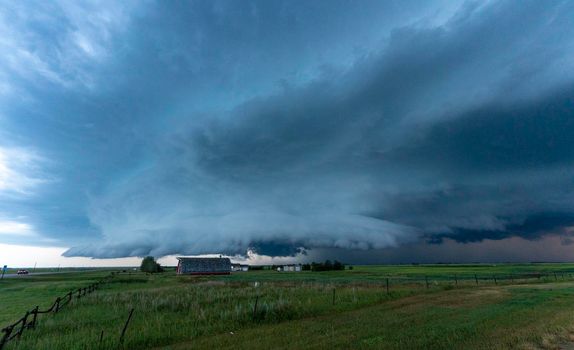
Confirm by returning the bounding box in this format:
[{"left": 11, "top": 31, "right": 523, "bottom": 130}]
[{"left": 16, "top": 270, "right": 29, "bottom": 275}]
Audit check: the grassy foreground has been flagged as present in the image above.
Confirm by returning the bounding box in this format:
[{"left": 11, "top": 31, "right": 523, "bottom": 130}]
[
  {"left": 2, "top": 264, "right": 574, "bottom": 349},
  {"left": 0, "top": 271, "right": 110, "bottom": 325},
  {"left": 180, "top": 284, "right": 574, "bottom": 350}
]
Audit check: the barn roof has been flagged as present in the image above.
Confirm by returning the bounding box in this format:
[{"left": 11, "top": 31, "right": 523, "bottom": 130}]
[
  {"left": 176, "top": 257, "right": 231, "bottom": 274},
  {"left": 177, "top": 257, "right": 231, "bottom": 263}
]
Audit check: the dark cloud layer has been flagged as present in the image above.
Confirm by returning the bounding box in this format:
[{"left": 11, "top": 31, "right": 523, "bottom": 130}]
[{"left": 1, "top": 1, "right": 574, "bottom": 260}]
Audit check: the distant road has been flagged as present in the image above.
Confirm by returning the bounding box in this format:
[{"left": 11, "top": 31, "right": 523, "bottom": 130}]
[{"left": 1, "top": 270, "right": 103, "bottom": 279}]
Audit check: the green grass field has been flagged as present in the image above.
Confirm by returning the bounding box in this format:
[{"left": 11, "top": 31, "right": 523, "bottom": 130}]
[{"left": 3, "top": 264, "right": 574, "bottom": 349}]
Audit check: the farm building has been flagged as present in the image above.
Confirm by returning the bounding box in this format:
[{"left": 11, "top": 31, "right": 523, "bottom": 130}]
[
  {"left": 231, "top": 264, "right": 249, "bottom": 272},
  {"left": 277, "top": 264, "right": 302, "bottom": 272},
  {"left": 176, "top": 257, "right": 231, "bottom": 275}
]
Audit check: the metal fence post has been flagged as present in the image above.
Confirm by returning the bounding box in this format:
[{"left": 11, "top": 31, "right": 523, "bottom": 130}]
[
  {"left": 119, "top": 308, "right": 135, "bottom": 345},
  {"left": 253, "top": 295, "right": 259, "bottom": 320}
]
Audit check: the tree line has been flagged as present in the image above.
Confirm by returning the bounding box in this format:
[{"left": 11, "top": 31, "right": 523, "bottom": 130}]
[{"left": 302, "top": 260, "right": 346, "bottom": 271}]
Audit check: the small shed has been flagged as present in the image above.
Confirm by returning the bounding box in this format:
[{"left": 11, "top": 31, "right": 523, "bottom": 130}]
[
  {"left": 176, "top": 257, "right": 231, "bottom": 275},
  {"left": 231, "top": 264, "right": 249, "bottom": 272}
]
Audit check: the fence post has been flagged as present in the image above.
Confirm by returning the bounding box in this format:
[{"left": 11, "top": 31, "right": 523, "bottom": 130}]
[
  {"left": 493, "top": 275, "right": 497, "bottom": 285},
  {"left": 253, "top": 295, "right": 259, "bottom": 320},
  {"left": 386, "top": 278, "right": 389, "bottom": 294},
  {"left": 554, "top": 272, "right": 557, "bottom": 281},
  {"left": 475, "top": 274, "right": 478, "bottom": 286},
  {"left": 54, "top": 297, "right": 61, "bottom": 313},
  {"left": 0, "top": 326, "right": 13, "bottom": 349},
  {"left": 425, "top": 276, "right": 429, "bottom": 289},
  {"left": 30, "top": 306, "right": 39, "bottom": 328},
  {"left": 332, "top": 288, "right": 336, "bottom": 306},
  {"left": 99, "top": 330, "right": 104, "bottom": 348},
  {"left": 454, "top": 275, "right": 458, "bottom": 286},
  {"left": 18, "top": 311, "right": 29, "bottom": 339},
  {"left": 119, "top": 308, "right": 135, "bottom": 345}
]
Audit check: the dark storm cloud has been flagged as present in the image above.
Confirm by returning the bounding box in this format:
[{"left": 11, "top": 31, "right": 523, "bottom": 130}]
[
  {"left": 427, "top": 213, "right": 574, "bottom": 244},
  {"left": 65, "top": 0, "right": 574, "bottom": 258},
  {"left": 371, "top": 90, "right": 574, "bottom": 244},
  {"left": 1, "top": 1, "right": 574, "bottom": 259},
  {"left": 387, "top": 89, "right": 574, "bottom": 172}
]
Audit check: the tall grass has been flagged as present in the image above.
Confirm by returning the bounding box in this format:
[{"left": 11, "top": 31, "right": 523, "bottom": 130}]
[
  {"left": 6, "top": 265, "right": 574, "bottom": 349},
  {"left": 8, "top": 275, "right": 418, "bottom": 350}
]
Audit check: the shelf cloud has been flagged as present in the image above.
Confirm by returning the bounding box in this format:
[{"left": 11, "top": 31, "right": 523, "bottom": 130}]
[{"left": 1, "top": 1, "right": 574, "bottom": 260}]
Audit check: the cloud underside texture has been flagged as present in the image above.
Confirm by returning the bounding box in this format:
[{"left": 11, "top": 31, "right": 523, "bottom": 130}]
[{"left": 65, "top": 1, "right": 574, "bottom": 258}]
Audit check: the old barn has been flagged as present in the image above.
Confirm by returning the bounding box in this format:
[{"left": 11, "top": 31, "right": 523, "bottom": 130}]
[{"left": 176, "top": 257, "right": 231, "bottom": 275}]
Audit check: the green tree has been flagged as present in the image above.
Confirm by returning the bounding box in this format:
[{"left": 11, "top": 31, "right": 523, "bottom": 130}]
[{"left": 140, "top": 256, "right": 162, "bottom": 273}]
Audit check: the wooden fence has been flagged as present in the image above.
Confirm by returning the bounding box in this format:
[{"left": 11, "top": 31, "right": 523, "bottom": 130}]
[{"left": 0, "top": 272, "right": 117, "bottom": 350}]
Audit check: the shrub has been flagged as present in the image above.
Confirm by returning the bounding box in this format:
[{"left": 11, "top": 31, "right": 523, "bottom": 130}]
[{"left": 140, "top": 256, "right": 163, "bottom": 273}]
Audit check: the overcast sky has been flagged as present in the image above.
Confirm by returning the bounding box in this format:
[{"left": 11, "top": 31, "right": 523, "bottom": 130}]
[{"left": 1, "top": 0, "right": 574, "bottom": 266}]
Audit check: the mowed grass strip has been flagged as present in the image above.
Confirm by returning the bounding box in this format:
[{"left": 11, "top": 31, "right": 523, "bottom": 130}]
[{"left": 167, "top": 283, "right": 574, "bottom": 350}]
